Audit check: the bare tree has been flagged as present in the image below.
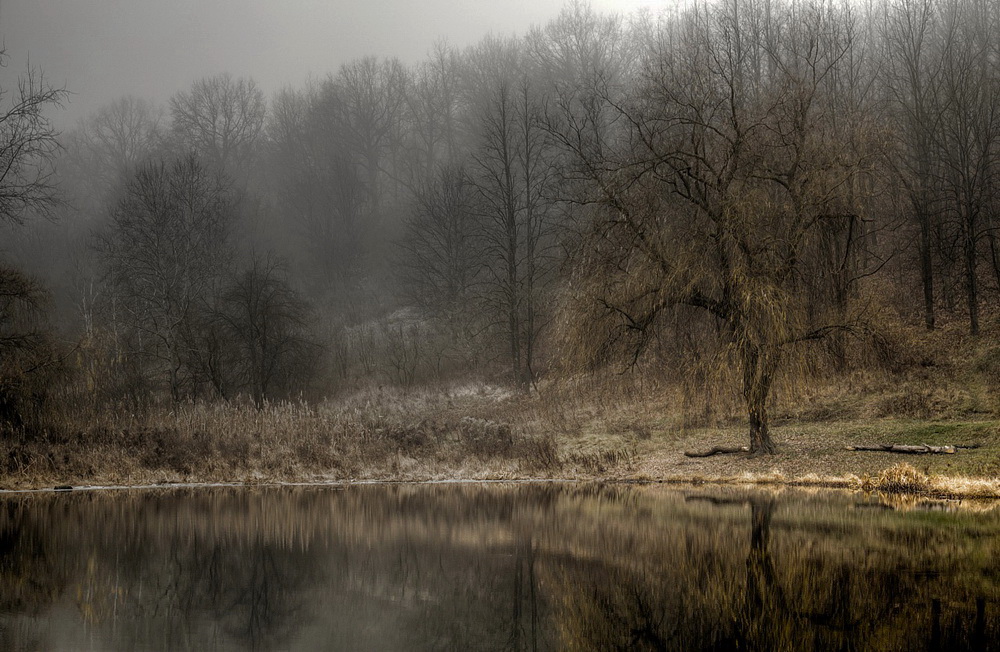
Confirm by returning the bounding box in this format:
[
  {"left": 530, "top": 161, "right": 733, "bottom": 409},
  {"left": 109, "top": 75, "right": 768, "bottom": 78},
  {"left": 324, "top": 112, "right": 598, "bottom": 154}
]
[
  {"left": 524, "top": 0, "right": 632, "bottom": 88},
  {"left": 217, "top": 253, "right": 316, "bottom": 407},
  {"left": 267, "top": 80, "right": 387, "bottom": 310},
  {"left": 78, "top": 95, "right": 162, "bottom": 196},
  {"left": 0, "top": 53, "right": 64, "bottom": 225},
  {"left": 98, "top": 156, "right": 235, "bottom": 401},
  {"left": 932, "top": 0, "right": 1000, "bottom": 336},
  {"left": 466, "top": 37, "right": 561, "bottom": 388},
  {"left": 0, "top": 266, "right": 49, "bottom": 426},
  {"left": 0, "top": 50, "right": 65, "bottom": 427},
  {"left": 169, "top": 74, "right": 266, "bottom": 176},
  {"left": 297, "top": 83, "right": 368, "bottom": 297},
  {"left": 882, "top": 0, "right": 946, "bottom": 330},
  {"left": 399, "top": 43, "right": 464, "bottom": 185},
  {"left": 333, "top": 57, "right": 408, "bottom": 222},
  {"left": 398, "top": 162, "right": 481, "bottom": 343}
]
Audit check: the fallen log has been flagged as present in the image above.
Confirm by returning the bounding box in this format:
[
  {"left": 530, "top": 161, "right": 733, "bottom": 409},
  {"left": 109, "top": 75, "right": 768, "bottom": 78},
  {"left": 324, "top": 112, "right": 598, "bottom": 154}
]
[
  {"left": 684, "top": 445, "right": 750, "bottom": 458},
  {"left": 847, "top": 444, "right": 957, "bottom": 454}
]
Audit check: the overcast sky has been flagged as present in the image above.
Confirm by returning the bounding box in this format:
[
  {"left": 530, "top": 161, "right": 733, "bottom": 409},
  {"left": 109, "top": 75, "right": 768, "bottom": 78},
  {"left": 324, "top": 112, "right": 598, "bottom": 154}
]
[{"left": 1, "top": 0, "right": 666, "bottom": 129}]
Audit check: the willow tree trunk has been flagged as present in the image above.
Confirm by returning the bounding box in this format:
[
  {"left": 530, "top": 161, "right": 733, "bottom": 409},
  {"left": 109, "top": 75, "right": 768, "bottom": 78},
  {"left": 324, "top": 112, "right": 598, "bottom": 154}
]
[
  {"left": 742, "top": 343, "right": 777, "bottom": 455},
  {"left": 739, "top": 497, "right": 782, "bottom": 648}
]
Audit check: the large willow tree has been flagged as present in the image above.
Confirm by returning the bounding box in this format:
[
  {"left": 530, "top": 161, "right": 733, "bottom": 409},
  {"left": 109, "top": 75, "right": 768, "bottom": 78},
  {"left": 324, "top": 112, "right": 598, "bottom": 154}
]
[{"left": 557, "top": 0, "right": 882, "bottom": 454}]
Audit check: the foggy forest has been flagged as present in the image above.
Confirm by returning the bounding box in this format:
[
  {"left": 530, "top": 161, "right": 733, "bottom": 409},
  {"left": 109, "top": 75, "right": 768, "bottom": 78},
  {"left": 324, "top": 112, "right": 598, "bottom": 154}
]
[{"left": 3, "top": 0, "right": 1000, "bottom": 486}]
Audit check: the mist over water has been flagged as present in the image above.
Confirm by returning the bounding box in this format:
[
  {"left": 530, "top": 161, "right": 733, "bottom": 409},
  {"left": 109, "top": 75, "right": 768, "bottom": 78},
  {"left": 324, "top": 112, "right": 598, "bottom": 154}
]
[{"left": 1, "top": 484, "right": 997, "bottom": 650}]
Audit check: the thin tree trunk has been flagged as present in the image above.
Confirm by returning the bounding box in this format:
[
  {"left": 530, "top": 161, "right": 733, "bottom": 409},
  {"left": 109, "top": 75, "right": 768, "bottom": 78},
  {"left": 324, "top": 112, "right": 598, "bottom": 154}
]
[
  {"left": 935, "top": 222, "right": 956, "bottom": 312},
  {"left": 509, "top": 303, "right": 522, "bottom": 387},
  {"left": 919, "top": 205, "right": 935, "bottom": 330},
  {"left": 965, "top": 226, "right": 979, "bottom": 336}
]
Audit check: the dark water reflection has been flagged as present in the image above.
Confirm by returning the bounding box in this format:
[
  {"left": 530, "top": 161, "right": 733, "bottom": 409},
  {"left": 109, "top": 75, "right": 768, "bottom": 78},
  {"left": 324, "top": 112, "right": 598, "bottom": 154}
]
[{"left": 0, "top": 484, "right": 998, "bottom": 651}]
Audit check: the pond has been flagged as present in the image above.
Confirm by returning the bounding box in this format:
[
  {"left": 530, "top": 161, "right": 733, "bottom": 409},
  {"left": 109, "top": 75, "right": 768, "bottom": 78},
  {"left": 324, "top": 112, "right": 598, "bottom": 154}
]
[{"left": 0, "top": 482, "right": 997, "bottom": 651}]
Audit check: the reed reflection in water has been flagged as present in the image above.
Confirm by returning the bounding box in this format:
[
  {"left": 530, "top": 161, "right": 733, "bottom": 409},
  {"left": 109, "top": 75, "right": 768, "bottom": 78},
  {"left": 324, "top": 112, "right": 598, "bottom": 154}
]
[{"left": 0, "top": 484, "right": 997, "bottom": 650}]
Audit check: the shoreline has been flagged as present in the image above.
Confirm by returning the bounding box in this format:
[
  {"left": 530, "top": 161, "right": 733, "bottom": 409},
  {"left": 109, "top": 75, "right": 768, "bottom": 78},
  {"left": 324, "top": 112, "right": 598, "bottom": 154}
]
[
  {"left": 4, "top": 467, "right": 999, "bottom": 501},
  {"left": 4, "top": 391, "right": 999, "bottom": 501}
]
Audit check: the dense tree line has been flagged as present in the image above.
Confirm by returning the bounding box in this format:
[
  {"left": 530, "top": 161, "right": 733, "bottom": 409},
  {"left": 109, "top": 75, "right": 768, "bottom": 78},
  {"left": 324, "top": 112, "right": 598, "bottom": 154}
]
[{"left": 3, "top": 0, "right": 1000, "bottom": 452}]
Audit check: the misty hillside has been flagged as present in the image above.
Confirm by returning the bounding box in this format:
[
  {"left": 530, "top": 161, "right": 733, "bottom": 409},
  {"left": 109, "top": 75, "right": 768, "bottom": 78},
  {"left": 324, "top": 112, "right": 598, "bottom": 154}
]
[{"left": 2, "top": 0, "right": 1000, "bottom": 483}]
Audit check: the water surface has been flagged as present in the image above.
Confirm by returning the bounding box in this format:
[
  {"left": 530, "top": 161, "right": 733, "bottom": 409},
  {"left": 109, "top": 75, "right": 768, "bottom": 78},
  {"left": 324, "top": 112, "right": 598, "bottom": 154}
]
[{"left": 1, "top": 483, "right": 997, "bottom": 650}]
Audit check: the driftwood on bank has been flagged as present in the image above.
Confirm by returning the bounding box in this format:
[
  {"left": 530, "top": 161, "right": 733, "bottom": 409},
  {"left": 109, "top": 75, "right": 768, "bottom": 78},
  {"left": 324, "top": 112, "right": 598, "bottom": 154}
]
[
  {"left": 684, "top": 445, "right": 750, "bottom": 458},
  {"left": 847, "top": 443, "right": 976, "bottom": 455}
]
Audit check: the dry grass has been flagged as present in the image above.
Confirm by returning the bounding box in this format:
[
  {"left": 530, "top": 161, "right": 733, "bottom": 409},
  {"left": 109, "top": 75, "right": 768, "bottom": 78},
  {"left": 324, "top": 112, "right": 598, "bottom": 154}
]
[
  {"left": 0, "top": 385, "right": 561, "bottom": 489},
  {"left": 5, "top": 317, "right": 1000, "bottom": 496},
  {"left": 860, "top": 463, "right": 933, "bottom": 494},
  {"left": 4, "top": 382, "right": 1000, "bottom": 499},
  {"left": 849, "top": 463, "right": 1000, "bottom": 499}
]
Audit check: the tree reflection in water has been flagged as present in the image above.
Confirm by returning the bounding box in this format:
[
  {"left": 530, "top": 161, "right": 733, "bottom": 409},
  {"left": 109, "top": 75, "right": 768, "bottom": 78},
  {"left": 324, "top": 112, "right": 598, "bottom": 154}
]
[{"left": 0, "top": 484, "right": 997, "bottom": 650}]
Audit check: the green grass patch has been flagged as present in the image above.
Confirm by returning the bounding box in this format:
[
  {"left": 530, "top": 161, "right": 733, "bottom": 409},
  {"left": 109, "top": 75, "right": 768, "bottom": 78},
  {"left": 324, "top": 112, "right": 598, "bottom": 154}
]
[
  {"left": 892, "top": 420, "right": 1000, "bottom": 445},
  {"left": 840, "top": 420, "right": 1000, "bottom": 446}
]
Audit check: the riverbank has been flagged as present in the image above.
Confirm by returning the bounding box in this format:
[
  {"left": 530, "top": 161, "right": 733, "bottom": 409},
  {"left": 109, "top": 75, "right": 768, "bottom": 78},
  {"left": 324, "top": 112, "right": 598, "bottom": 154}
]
[
  {"left": 5, "top": 468, "right": 999, "bottom": 502},
  {"left": 2, "top": 382, "right": 999, "bottom": 498}
]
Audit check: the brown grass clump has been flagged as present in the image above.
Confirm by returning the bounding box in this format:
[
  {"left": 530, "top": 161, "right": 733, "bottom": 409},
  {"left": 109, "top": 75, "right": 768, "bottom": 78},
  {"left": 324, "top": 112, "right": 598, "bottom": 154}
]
[
  {"left": 861, "top": 463, "right": 932, "bottom": 494},
  {"left": 855, "top": 462, "right": 1000, "bottom": 499},
  {"left": 563, "top": 447, "right": 637, "bottom": 475},
  {"left": 926, "top": 476, "right": 1000, "bottom": 500}
]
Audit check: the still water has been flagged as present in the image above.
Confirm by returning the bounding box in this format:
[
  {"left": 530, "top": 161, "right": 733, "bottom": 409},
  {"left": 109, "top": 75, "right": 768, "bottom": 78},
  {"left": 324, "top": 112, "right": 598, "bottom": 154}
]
[{"left": 0, "top": 482, "right": 997, "bottom": 651}]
